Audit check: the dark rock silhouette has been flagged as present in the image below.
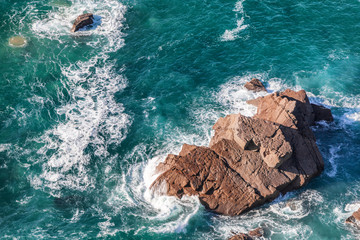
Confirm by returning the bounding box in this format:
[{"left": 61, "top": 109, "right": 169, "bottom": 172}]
[
  {"left": 71, "top": 13, "right": 94, "bottom": 32},
  {"left": 311, "top": 103, "right": 334, "bottom": 122}
]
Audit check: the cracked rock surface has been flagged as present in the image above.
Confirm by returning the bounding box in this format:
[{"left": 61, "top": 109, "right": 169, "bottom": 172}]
[{"left": 151, "top": 87, "right": 332, "bottom": 216}]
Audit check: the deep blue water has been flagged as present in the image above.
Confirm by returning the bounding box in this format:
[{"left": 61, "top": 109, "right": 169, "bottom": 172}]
[{"left": 1, "top": 0, "right": 360, "bottom": 239}]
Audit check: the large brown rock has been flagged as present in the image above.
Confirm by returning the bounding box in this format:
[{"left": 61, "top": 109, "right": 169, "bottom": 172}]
[
  {"left": 244, "top": 78, "right": 267, "bottom": 92},
  {"left": 151, "top": 89, "right": 329, "bottom": 216},
  {"left": 71, "top": 13, "right": 94, "bottom": 32},
  {"left": 346, "top": 208, "right": 360, "bottom": 227}
]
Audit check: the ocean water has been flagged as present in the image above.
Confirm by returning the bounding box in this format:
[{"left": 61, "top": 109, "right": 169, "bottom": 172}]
[{"left": 1, "top": 0, "right": 360, "bottom": 239}]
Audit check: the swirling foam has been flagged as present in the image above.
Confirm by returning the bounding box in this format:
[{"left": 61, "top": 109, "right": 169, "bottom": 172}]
[
  {"left": 32, "top": 0, "right": 126, "bottom": 51},
  {"left": 216, "top": 73, "right": 268, "bottom": 116},
  {"left": 103, "top": 141, "right": 202, "bottom": 234}
]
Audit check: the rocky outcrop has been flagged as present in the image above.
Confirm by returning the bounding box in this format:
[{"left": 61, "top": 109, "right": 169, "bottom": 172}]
[
  {"left": 71, "top": 13, "right": 94, "bottom": 32},
  {"left": 244, "top": 78, "right": 267, "bottom": 92},
  {"left": 151, "top": 88, "right": 332, "bottom": 216},
  {"left": 229, "top": 228, "right": 263, "bottom": 240},
  {"left": 346, "top": 208, "right": 360, "bottom": 227}
]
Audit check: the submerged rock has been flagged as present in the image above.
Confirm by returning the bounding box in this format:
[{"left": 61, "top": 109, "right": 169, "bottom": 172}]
[
  {"left": 346, "top": 208, "right": 360, "bottom": 227},
  {"left": 151, "top": 88, "right": 330, "bottom": 216},
  {"left": 244, "top": 78, "right": 267, "bottom": 92},
  {"left": 9, "top": 36, "right": 27, "bottom": 47},
  {"left": 71, "top": 13, "right": 94, "bottom": 32},
  {"left": 54, "top": 195, "right": 86, "bottom": 209}
]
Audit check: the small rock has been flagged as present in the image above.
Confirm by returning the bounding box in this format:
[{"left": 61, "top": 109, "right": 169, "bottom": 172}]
[
  {"left": 244, "top": 78, "right": 267, "bottom": 92},
  {"left": 248, "top": 227, "right": 264, "bottom": 238},
  {"left": 346, "top": 208, "right": 360, "bottom": 227},
  {"left": 9, "top": 36, "right": 27, "bottom": 47},
  {"left": 229, "top": 233, "right": 253, "bottom": 240},
  {"left": 71, "top": 13, "right": 94, "bottom": 32},
  {"left": 229, "top": 228, "right": 263, "bottom": 240}
]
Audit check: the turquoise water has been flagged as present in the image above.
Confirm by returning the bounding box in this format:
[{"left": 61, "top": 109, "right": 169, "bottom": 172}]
[{"left": 1, "top": 0, "right": 360, "bottom": 239}]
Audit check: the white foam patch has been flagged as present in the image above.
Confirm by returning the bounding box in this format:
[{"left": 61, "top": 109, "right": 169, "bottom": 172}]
[
  {"left": 0, "top": 144, "right": 11, "bottom": 152},
  {"left": 216, "top": 73, "right": 292, "bottom": 117},
  {"left": 15, "top": 195, "right": 33, "bottom": 205},
  {"left": 97, "top": 215, "right": 119, "bottom": 238},
  {"left": 29, "top": 0, "right": 130, "bottom": 195},
  {"left": 210, "top": 190, "right": 321, "bottom": 239},
  {"left": 328, "top": 49, "right": 350, "bottom": 61},
  {"left": 221, "top": 17, "right": 248, "bottom": 41},
  {"left": 103, "top": 140, "right": 202, "bottom": 234},
  {"left": 267, "top": 77, "right": 303, "bottom": 93},
  {"left": 35, "top": 59, "right": 130, "bottom": 193},
  {"left": 325, "top": 144, "right": 342, "bottom": 177},
  {"left": 270, "top": 190, "right": 324, "bottom": 220},
  {"left": 221, "top": 0, "right": 249, "bottom": 41},
  {"left": 292, "top": 68, "right": 360, "bottom": 124},
  {"left": 318, "top": 88, "right": 360, "bottom": 109},
  {"left": 346, "top": 111, "right": 360, "bottom": 122},
  {"left": 143, "top": 151, "right": 202, "bottom": 233},
  {"left": 312, "top": 87, "right": 360, "bottom": 125},
  {"left": 31, "top": 0, "right": 126, "bottom": 51}
]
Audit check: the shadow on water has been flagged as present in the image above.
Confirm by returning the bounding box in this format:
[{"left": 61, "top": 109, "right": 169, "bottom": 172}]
[{"left": 54, "top": 195, "right": 88, "bottom": 209}]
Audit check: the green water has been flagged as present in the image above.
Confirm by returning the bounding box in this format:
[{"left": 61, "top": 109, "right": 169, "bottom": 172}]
[{"left": 1, "top": 0, "right": 360, "bottom": 239}]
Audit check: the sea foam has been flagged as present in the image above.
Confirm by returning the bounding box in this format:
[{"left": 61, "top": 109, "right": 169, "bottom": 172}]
[
  {"left": 29, "top": 0, "right": 130, "bottom": 195},
  {"left": 221, "top": 0, "right": 249, "bottom": 41}
]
